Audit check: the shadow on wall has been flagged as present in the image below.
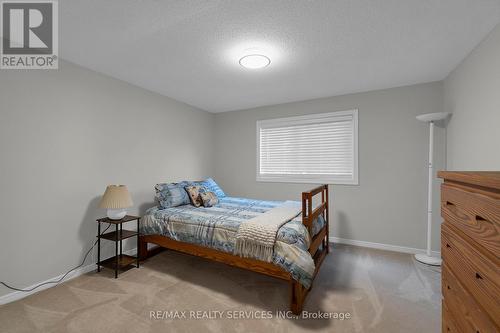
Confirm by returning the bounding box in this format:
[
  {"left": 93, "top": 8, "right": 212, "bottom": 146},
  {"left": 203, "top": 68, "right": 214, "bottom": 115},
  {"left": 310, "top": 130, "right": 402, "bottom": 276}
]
[
  {"left": 335, "top": 211, "right": 352, "bottom": 240},
  {"left": 441, "top": 115, "right": 452, "bottom": 170},
  {"left": 77, "top": 196, "right": 101, "bottom": 265},
  {"left": 139, "top": 201, "right": 156, "bottom": 216}
]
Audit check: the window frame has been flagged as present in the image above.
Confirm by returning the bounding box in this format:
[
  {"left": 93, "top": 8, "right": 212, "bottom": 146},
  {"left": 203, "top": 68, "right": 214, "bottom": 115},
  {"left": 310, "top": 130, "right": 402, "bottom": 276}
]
[{"left": 256, "top": 109, "right": 359, "bottom": 185}]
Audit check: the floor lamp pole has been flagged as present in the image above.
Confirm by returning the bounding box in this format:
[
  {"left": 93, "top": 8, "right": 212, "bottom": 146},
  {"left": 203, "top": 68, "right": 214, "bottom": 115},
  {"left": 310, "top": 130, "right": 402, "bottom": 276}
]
[
  {"left": 426, "top": 121, "right": 434, "bottom": 257},
  {"left": 414, "top": 112, "right": 450, "bottom": 266}
]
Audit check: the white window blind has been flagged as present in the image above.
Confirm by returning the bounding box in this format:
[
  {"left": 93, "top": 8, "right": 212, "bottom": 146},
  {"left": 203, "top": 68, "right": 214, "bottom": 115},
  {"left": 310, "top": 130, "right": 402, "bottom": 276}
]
[{"left": 256, "top": 110, "right": 358, "bottom": 185}]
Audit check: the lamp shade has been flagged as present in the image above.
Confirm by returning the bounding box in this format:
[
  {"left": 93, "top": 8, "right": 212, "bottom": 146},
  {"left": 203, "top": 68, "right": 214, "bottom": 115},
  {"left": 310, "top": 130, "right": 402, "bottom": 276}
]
[{"left": 99, "top": 185, "right": 133, "bottom": 209}]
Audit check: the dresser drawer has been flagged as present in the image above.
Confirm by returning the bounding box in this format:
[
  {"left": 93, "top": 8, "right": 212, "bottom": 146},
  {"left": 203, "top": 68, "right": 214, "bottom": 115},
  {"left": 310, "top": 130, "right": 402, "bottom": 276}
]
[
  {"left": 441, "top": 224, "right": 500, "bottom": 326},
  {"left": 442, "top": 264, "right": 499, "bottom": 333},
  {"left": 442, "top": 301, "right": 460, "bottom": 333},
  {"left": 441, "top": 184, "right": 500, "bottom": 259}
]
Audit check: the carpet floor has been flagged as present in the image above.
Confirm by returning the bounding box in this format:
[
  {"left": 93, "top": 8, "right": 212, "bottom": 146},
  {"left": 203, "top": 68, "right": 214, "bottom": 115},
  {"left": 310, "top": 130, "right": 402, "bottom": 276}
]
[{"left": 0, "top": 244, "right": 441, "bottom": 332}]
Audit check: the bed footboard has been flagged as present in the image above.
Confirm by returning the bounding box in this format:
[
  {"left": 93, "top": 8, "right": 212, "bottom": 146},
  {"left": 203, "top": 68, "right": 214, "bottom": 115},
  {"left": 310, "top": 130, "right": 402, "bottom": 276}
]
[
  {"left": 289, "top": 185, "right": 330, "bottom": 313},
  {"left": 302, "top": 184, "right": 330, "bottom": 256}
]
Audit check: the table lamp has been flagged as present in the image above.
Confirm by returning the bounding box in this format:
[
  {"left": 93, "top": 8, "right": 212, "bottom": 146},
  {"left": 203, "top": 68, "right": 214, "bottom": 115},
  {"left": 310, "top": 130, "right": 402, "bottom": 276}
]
[{"left": 99, "top": 185, "right": 133, "bottom": 220}]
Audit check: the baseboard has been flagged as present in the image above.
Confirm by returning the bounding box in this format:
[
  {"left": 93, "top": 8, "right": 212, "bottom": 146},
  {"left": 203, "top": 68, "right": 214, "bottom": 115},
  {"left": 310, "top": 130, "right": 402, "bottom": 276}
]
[
  {"left": 0, "top": 262, "right": 96, "bottom": 305},
  {"left": 0, "top": 248, "right": 138, "bottom": 305},
  {"left": 329, "top": 237, "right": 441, "bottom": 256}
]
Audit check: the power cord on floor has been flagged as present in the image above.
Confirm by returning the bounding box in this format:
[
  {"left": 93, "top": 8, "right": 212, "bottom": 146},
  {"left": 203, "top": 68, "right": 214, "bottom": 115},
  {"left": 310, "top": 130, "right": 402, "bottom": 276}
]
[{"left": 0, "top": 224, "right": 111, "bottom": 292}]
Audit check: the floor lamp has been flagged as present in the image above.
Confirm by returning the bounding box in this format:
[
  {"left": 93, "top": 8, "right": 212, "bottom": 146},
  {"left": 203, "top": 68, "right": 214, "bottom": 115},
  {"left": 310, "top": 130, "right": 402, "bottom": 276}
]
[{"left": 415, "top": 112, "right": 450, "bottom": 266}]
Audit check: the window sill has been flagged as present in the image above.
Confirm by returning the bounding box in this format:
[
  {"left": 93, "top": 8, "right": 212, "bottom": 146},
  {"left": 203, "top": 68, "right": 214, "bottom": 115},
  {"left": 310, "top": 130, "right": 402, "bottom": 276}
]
[{"left": 256, "top": 176, "right": 359, "bottom": 185}]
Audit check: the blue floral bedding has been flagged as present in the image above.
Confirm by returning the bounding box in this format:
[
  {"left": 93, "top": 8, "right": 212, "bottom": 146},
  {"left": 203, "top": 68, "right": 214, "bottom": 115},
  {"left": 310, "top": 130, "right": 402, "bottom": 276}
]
[{"left": 140, "top": 197, "right": 325, "bottom": 288}]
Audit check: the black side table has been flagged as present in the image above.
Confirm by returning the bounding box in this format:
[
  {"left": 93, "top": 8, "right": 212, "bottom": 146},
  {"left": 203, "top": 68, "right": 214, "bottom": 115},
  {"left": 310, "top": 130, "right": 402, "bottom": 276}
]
[{"left": 96, "top": 215, "right": 140, "bottom": 278}]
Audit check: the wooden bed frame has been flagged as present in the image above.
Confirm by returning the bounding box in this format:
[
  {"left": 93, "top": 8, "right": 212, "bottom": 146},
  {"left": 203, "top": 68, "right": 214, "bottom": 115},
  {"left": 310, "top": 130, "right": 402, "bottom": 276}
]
[{"left": 138, "top": 184, "right": 330, "bottom": 314}]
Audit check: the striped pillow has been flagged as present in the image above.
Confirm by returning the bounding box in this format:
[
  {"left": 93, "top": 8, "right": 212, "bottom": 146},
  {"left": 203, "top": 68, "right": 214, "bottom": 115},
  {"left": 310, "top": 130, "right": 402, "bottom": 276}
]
[{"left": 197, "top": 178, "right": 226, "bottom": 198}]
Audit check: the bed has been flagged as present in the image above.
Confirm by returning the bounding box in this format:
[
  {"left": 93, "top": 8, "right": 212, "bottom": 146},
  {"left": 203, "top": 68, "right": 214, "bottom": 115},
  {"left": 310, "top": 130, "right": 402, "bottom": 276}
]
[{"left": 138, "top": 184, "right": 329, "bottom": 314}]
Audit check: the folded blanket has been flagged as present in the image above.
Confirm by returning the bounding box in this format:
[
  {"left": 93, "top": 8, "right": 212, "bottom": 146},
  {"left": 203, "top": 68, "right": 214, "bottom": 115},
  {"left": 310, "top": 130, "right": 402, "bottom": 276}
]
[{"left": 234, "top": 201, "right": 302, "bottom": 262}]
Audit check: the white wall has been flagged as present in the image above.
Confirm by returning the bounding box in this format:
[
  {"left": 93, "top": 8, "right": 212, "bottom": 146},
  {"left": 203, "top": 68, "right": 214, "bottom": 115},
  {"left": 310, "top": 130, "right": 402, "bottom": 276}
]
[
  {"left": 0, "top": 60, "right": 214, "bottom": 297},
  {"left": 214, "top": 82, "right": 445, "bottom": 253},
  {"left": 444, "top": 23, "right": 500, "bottom": 170}
]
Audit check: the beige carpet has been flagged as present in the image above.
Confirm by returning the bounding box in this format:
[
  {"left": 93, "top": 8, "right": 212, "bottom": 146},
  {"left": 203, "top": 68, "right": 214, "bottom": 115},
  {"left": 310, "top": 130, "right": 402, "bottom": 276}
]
[{"left": 0, "top": 244, "right": 441, "bottom": 332}]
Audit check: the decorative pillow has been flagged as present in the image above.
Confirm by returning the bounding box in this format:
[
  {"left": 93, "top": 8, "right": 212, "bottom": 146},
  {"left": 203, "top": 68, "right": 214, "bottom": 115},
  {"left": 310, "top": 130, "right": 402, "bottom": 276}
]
[
  {"left": 196, "top": 178, "right": 226, "bottom": 198},
  {"left": 155, "top": 181, "right": 193, "bottom": 209},
  {"left": 184, "top": 185, "right": 208, "bottom": 207},
  {"left": 200, "top": 191, "right": 219, "bottom": 207}
]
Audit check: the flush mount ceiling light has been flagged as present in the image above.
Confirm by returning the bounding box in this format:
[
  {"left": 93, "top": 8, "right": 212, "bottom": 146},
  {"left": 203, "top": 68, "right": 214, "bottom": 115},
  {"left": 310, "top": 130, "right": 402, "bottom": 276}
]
[{"left": 239, "top": 54, "right": 271, "bottom": 69}]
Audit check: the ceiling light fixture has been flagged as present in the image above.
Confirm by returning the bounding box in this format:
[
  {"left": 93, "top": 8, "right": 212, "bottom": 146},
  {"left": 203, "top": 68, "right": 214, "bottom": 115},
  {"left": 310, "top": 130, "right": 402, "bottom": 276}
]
[{"left": 239, "top": 54, "right": 271, "bottom": 69}]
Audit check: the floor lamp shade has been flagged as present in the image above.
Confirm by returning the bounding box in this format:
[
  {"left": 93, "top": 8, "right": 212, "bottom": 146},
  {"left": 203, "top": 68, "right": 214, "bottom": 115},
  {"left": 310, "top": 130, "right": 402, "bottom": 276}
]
[{"left": 99, "top": 185, "right": 133, "bottom": 220}]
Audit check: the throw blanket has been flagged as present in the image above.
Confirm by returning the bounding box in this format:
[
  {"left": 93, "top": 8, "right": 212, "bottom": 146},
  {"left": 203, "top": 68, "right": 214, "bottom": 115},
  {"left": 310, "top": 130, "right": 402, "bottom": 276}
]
[{"left": 234, "top": 201, "right": 302, "bottom": 262}]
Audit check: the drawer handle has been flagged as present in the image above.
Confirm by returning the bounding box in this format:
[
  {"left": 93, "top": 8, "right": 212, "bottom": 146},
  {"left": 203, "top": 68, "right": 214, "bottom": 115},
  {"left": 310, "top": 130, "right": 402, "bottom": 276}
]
[
  {"left": 447, "top": 285, "right": 451, "bottom": 290},
  {"left": 475, "top": 272, "right": 483, "bottom": 280},
  {"left": 475, "top": 215, "right": 492, "bottom": 224},
  {"left": 445, "top": 201, "right": 469, "bottom": 219}
]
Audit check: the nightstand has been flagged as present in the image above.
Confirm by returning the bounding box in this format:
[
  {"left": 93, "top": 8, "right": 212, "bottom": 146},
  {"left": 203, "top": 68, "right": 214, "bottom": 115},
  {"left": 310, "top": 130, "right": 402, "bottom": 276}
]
[{"left": 96, "top": 215, "right": 140, "bottom": 278}]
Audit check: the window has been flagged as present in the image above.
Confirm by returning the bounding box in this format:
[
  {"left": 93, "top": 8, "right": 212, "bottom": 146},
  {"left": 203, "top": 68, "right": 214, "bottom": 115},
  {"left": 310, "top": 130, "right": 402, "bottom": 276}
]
[{"left": 256, "top": 110, "right": 358, "bottom": 185}]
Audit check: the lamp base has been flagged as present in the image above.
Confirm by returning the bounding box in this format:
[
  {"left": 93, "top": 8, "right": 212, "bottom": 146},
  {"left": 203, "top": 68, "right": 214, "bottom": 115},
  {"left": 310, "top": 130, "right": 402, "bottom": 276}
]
[
  {"left": 107, "top": 209, "right": 127, "bottom": 220},
  {"left": 414, "top": 253, "right": 442, "bottom": 266}
]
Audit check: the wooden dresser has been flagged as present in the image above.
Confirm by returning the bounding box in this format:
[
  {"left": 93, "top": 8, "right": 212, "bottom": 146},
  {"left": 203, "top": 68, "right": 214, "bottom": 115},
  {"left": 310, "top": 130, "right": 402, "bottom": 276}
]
[{"left": 438, "top": 171, "right": 500, "bottom": 333}]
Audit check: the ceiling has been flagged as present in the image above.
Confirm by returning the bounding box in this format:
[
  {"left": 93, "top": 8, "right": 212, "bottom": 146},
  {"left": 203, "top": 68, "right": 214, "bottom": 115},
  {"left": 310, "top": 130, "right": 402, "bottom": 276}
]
[{"left": 61, "top": 1, "right": 500, "bottom": 112}]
